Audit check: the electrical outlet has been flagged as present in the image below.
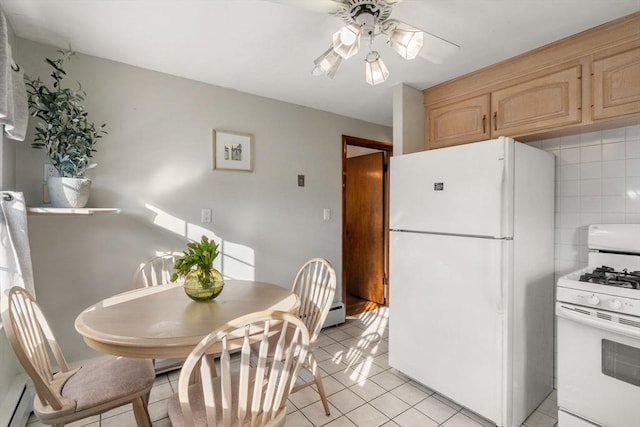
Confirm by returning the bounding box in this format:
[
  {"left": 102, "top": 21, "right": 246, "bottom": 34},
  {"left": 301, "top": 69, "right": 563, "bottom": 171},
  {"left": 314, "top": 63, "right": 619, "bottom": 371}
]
[
  {"left": 43, "top": 164, "right": 58, "bottom": 181},
  {"left": 43, "top": 184, "right": 50, "bottom": 204},
  {"left": 201, "top": 208, "right": 212, "bottom": 223}
]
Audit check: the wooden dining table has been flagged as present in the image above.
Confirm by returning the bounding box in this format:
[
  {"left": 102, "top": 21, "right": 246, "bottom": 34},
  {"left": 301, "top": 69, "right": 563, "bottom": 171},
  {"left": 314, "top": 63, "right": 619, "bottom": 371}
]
[{"left": 75, "top": 280, "right": 299, "bottom": 359}]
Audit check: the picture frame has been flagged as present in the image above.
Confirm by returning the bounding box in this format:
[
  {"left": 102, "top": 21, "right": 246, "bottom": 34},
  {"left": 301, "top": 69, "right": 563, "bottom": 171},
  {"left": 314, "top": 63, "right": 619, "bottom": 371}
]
[{"left": 213, "top": 130, "right": 254, "bottom": 172}]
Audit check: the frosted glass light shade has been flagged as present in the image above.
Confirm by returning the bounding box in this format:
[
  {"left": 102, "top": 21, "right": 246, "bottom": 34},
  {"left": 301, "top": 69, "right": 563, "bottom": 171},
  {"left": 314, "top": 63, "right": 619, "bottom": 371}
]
[
  {"left": 365, "top": 51, "right": 389, "bottom": 86},
  {"left": 312, "top": 47, "right": 342, "bottom": 79},
  {"left": 332, "top": 24, "right": 361, "bottom": 59},
  {"left": 389, "top": 28, "right": 424, "bottom": 60}
]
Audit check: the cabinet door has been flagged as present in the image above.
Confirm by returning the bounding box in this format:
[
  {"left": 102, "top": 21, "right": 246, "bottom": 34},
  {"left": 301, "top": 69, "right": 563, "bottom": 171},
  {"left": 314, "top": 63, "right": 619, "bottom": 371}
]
[
  {"left": 491, "top": 66, "right": 582, "bottom": 136},
  {"left": 426, "top": 94, "right": 490, "bottom": 149},
  {"left": 592, "top": 47, "right": 640, "bottom": 120}
]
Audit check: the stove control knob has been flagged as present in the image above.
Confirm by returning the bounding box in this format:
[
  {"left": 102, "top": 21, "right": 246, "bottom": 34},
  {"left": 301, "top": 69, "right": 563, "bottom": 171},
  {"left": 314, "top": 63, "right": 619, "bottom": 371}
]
[
  {"left": 608, "top": 299, "right": 622, "bottom": 310},
  {"left": 587, "top": 295, "right": 600, "bottom": 305}
]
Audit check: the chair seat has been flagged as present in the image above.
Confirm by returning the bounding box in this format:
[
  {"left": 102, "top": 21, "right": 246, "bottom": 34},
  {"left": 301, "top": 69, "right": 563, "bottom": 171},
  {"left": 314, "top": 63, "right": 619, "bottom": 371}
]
[
  {"left": 2, "top": 286, "right": 155, "bottom": 427},
  {"left": 36, "top": 356, "right": 155, "bottom": 421},
  {"left": 167, "top": 370, "right": 286, "bottom": 427}
]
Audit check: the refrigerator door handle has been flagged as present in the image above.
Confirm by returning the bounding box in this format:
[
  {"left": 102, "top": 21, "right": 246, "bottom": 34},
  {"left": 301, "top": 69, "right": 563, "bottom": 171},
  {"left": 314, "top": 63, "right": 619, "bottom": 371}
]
[
  {"left": 495, "top": 240, "right": 506, "bottom": 314},
  {"left": 495, "top": 157, "right": 505, "bottom": 238}
]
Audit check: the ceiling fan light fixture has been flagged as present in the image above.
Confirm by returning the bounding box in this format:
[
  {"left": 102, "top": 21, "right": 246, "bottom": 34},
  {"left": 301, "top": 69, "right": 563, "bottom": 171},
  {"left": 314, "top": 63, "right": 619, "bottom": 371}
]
[
  {"left": 312, "top": 46, "right": 342, "bottom": 79},
  {"left": 364, "top": 51, "right": 389, "bottom": 86},
  {"left": 389, "top": 27, "right": 424, "bottom": 60},
  {"left": 332, "top": 24, "right": 361, "bottom": 59}
]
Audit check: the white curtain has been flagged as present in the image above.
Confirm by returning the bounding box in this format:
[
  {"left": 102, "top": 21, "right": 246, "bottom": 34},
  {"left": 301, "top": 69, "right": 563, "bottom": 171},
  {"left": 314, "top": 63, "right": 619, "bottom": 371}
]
[
  {"left": 0, "top": 191, "right": 34, "bottom": 296},
  {"left": 0, "top": 10, "right": 28, "bottom": 142}
]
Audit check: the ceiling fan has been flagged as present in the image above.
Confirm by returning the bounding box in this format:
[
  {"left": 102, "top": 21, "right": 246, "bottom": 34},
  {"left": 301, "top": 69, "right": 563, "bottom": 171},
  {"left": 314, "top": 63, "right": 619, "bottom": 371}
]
[{"left": 272, "top": 0, "right": 460, "bottom": 85}]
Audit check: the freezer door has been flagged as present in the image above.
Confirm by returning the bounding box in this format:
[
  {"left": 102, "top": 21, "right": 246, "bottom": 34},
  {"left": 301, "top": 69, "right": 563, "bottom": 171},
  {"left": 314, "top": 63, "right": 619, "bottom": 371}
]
[
  {"left": 389, "top": 231, "right": 507, "bottom": 425},
  {"left": 390, "top": 137, "right": 513, "bottom": 238}
]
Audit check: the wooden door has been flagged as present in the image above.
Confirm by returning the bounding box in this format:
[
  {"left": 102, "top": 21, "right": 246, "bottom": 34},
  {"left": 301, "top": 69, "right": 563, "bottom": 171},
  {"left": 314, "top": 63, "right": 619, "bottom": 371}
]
[
  {"left": 592, "top": 47, "right": 640, "bottom": 120},
  {"left": 426, "top": 94, "right": 491, "bottom": 149},
  {"left": 491, "top": 65, "right": 582, "bottom": 136},
  {"left": 345, "top": 152, "right": 385, "bottom": 304}
]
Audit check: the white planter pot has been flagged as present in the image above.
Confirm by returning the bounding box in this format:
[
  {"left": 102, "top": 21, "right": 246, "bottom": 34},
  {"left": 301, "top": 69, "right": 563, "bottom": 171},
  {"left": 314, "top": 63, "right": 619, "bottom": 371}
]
[{"left": 47, "top": 177, "right": 91, "bottom": 208}]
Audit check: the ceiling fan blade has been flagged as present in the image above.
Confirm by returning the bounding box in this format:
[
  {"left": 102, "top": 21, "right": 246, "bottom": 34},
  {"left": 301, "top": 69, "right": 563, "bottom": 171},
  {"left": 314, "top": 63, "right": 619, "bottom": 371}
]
[
  {"left": 267, "top": 0, "right": 348, "bottom": 15},
  {"left": 417, "top": 30, "right": 460, "bottom": 64}
]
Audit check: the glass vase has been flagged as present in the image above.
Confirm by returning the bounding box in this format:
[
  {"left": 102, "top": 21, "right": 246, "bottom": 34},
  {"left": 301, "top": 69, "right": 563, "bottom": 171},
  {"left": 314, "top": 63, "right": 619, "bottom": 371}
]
[{"left": 183, "top": 268, "right": 224, "bottom": 301}]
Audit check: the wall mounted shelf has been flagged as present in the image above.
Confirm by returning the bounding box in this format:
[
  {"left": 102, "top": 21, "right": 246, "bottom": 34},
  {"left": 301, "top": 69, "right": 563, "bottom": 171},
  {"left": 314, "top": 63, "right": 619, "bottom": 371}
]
[{"left": 26, "top": 208, "right": 120, "bottom": 216}]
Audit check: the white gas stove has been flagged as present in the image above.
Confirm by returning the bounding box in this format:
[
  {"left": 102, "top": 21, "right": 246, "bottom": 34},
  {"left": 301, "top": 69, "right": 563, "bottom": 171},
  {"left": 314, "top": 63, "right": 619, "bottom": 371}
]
[
  {"left": 557, "top": 265, "right": 640, "bottom": 317},
  {"left": 556, "top": 224, "right": 640, "bottom": 427}
]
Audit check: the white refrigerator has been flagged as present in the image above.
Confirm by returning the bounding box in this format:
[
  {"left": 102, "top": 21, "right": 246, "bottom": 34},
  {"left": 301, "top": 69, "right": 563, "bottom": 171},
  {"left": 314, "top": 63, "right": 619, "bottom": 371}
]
[{"left": 388, "top": 137, "right": 555, "bottom": 427}]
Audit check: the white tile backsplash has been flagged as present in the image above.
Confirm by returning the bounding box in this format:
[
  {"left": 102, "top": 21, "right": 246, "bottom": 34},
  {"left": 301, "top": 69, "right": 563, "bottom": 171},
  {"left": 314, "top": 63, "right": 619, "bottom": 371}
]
[
  {"left": 580, "top": 131, "right": 602, "bottom": 146},
  {"left": 626, "top": 158, "right": 640, "bottom": 176},
  {"left": 602, "top": 127, "right": 626, "bottom": 144},
  {"left": 579, "top": 162, "right": 602, "bottom": 179},
  {"left": 602, "top": 142, "right": 625, "bottom": 160},
  {"left": 601, "top": 196, "right": 625, "bottom": 213},
  {"left": 580, "top": 179, "right": 601, "bottom": 196},
  {"left": 627, "top": 125, "right": 640, "bottom": 140},
  {"left": 580, "top": 145, "right": 601, "bottom": 162},
  {"left": 602, "top": 160, "right": 625, "bottom": 178},
  {"left": 560, "top": 135, "right": 580, "bottom": 149},
  {"left": 558, "top": 164, "right": 580, "bottom": 181},
  {"left": 557, "top": 180, "right": 580, "bottom": 197},
  {"left": 534, "top": 124, "right": 640, "bottom": 277},
  {"left": 627, "top": 140, "right": 640, "bottom": 158},
  {"left": 602, "top": 178, "right": 626, "bottom": 196},
  {"left": 559, "top": 147, "right": 580, "bottom": 164},
  {"left": 580, "top": 196, "right": 602, "bottom": 213},
  {"left": 542, "top": 137, "right": 561, "bottom": 150}
]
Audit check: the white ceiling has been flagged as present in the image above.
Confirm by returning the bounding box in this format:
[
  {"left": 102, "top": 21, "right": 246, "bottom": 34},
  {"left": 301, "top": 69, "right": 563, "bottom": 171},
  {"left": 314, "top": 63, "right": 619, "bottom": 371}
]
[{"left": 2, "top": 0, "right": 638, "bottom": 126}]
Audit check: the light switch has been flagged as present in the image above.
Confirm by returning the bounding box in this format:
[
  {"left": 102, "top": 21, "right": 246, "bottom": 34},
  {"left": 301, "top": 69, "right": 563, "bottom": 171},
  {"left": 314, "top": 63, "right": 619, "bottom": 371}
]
[
  {"left": 323, "top": 208, "right": 331, "bottom": 221},
  {"left": 298, "top": 175, "right": 305, "bottom": 187},
  {"left": 201, "top": 208, "right": 212, "bottom": 223}
]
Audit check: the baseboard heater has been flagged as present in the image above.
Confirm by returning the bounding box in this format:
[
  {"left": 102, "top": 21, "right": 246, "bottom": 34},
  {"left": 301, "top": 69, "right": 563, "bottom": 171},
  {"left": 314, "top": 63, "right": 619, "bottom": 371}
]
[
  {"left": 2, "top": 379, "right": 34, "bottom": 427},
  {"left": 322, "top": 301, "right": 345, "bottom": 328}
]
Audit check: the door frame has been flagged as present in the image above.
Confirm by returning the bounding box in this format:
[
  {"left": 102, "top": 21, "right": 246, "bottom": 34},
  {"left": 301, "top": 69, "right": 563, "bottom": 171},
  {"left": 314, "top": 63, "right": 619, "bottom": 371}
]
[{"left": 341, "top": 134, "right": 393, "bottom": 306}]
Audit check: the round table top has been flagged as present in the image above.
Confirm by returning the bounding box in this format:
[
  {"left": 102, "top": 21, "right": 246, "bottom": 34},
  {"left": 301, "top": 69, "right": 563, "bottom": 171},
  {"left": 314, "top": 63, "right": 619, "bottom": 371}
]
[{"left": 75, "top": 280, "right": 299, "bottom": 358}]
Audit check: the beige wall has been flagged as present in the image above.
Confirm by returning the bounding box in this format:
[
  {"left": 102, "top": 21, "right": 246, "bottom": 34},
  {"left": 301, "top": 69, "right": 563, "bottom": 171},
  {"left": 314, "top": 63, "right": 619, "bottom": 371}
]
[
  {"left": 13, "top": 38, "right": 392, "bottom": 362},
  {"left": 392, "top": 83, "right": 424, "bottom": 156}
]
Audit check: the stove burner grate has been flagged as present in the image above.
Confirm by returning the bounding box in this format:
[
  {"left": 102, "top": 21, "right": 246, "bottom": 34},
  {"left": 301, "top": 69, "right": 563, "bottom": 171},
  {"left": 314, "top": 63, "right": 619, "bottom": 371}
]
[{"left": 579, "top": 265, "right": 640, "bottom": 290}]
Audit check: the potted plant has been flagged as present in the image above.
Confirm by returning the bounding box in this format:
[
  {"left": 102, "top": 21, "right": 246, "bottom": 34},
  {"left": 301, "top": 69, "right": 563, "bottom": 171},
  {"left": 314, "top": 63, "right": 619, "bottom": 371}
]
[
  {"left": 25, "top": 49, "right": 107, "bottom": 208},
  {"left": 171, "top": 235, "right": 224, "bottom": 301}
]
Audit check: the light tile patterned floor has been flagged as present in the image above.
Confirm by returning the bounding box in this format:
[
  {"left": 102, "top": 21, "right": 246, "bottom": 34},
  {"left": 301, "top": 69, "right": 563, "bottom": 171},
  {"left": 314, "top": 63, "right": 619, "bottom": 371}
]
[{"left": 26, "top": 306, "right": 558, "bottom": 427}]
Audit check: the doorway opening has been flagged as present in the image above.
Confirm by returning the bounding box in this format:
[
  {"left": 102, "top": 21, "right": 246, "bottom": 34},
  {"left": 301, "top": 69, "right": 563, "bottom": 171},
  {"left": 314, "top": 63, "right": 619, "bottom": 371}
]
[{"left": 342, "top": 135, "right": 392, "bottom": 316}]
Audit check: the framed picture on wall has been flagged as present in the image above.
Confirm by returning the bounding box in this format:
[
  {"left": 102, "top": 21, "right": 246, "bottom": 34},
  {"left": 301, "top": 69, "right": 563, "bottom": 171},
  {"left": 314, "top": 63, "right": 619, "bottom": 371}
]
[{"left": 213, "top": 130, "right": 254, "bottom": 172}]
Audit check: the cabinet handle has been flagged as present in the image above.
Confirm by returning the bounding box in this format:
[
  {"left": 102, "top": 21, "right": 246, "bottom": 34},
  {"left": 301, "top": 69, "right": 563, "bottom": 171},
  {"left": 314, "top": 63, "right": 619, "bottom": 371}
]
[
  {"left": 482, "top": 115, "right": 486, "bottom": 133},
  {"left": 493, "top": 111, "right": 497, "bottom": 131}
]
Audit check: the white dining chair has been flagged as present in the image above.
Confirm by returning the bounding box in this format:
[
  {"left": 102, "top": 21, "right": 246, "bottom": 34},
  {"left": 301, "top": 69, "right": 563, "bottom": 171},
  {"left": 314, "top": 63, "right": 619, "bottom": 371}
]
[
  {"left": 132, "top": 251, "right": 186, "bottom": 374},
  {"left": 288, "top": 258, "right": 336, "bottom": 415},
  {"left": 250, "top": 258, "right": 337, "bottom": 416},
  {"left": 1, "top": 286, "right": 155, "bottom": 427},
  {"left": 167, "top": 310, "right": 310, "bottom": 427},
  {"left": 132, "top": 251, "right": 183, "bottom": 288}
]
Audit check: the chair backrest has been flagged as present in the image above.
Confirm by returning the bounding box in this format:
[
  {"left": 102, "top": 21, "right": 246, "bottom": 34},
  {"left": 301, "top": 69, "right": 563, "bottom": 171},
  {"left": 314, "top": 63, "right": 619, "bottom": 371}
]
[
  {"left": 292, "top": 258, "right": 336, "bottom": 344},
  {"left": 1, "top": 286, "right": 76, "bottom": 413},
  {"left": 177, "top": 310, "right": 309, "bottom": 427},
  {"left": 132, "top": 251, "right": 182, "bottom": 288}
]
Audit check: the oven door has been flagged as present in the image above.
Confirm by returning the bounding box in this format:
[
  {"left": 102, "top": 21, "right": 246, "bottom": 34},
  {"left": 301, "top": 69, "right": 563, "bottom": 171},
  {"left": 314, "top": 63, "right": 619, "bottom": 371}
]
[{"left": 556, "top": 302, "right": 640, "bottom": 427}]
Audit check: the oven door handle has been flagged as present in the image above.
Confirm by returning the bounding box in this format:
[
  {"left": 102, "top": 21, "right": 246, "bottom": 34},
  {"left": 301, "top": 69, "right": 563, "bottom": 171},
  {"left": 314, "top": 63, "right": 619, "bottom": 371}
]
[{"left": 556, "top": 304, "right": 640, "bottom": 340}]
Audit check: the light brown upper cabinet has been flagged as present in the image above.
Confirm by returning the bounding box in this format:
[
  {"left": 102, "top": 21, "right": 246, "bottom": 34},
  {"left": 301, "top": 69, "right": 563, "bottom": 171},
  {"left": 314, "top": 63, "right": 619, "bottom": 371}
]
[
  {"left": 424, "top": 12, "right": 640, "bottom": 150},
  {"left": 592, "top": 47, "right": 640, "bottom": 120},
  {"left": 426, "top": 67, "right": 583, "bottom": 148},
  {"left": 427, "top": 94, "right": 490, "bottom": 148},
  {"left": 492, "top": 66, "right": 582, "bottom": 136}
]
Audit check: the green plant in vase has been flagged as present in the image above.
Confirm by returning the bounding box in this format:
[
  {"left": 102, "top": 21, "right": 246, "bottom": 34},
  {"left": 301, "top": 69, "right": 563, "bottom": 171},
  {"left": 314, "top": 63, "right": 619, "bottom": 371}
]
[
  {"left": 170, "top": 235, "right": 224, "bottom": 301},
  {"left": 26, "top": 49, "right": 107, "bottom": 208}
]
